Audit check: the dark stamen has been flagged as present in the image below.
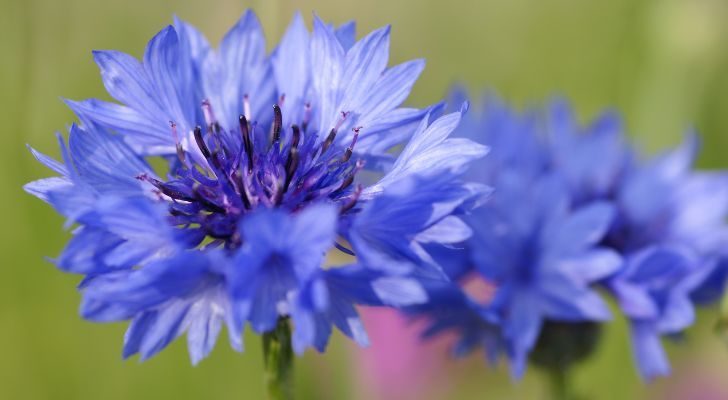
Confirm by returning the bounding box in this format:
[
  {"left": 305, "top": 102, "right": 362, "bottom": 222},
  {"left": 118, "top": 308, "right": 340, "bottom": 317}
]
[
  {"left": 334, "top": 242, "right": 356, "bottom": 256},
  {"left": 193, "top": 126, "right": 211, "bottom": 159},
  {"left": 322, "top": 111, "right": 350, "bottom": 154},
  {"left": 272, "top": 104, "right": 283, "bottom": 144},
  {"left": 139, "top": 174, "right": 196, "bottom": 202},
  {"left": 284, "top": 148, "right": 299, "bottom": 193},
  {"left": 290, "top": 124, "right": 301, "bottom": 149},
  {"left": 338, "top": 174, "right": 355, "bottom": 192},
  {"left": 160, "top": 185, "right": 196, "bottom": 202},
  {"left": 321, "top": 128, "right": 337, "bottom": 154},
  {"left": 239, "top": 115, "right": 254, "bottom": 173},
  {"left": 155, "top": 99, "right": 365, "bottom": 249}
]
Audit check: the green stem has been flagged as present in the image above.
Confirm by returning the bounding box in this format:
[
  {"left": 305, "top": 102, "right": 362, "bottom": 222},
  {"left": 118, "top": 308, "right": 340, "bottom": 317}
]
[
  {"left": 262, "top": 318, "right": 294, "bottom": 400},
  {"left": 549, "top": 369, "right": 569, "bottom": 400}
]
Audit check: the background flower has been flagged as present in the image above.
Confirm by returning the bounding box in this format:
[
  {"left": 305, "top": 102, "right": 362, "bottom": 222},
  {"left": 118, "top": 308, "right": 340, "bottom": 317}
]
[{"left": 414, "top": 93, "right": 728, "bottom": 381}]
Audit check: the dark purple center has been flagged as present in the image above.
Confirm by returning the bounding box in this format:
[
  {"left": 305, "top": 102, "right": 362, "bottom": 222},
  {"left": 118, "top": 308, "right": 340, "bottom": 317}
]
[{"left": 139, "top": 101, "right": 363, "bottom": 250}]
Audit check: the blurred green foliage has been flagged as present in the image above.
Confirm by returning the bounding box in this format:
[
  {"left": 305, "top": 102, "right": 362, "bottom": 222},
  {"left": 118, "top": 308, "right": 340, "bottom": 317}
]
[{"left": 1, "top": 0, "right": 727, "bottom": 399}]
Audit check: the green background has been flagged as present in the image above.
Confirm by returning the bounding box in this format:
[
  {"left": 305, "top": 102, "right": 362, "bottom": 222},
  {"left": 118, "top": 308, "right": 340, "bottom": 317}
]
[{"left": 2, "top": 0, "right": 728, "bottom": 398}]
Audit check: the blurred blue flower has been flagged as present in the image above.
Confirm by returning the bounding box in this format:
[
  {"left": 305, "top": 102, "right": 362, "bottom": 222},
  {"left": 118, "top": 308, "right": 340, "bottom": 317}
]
[
  {"left": 24, "top": 12, "right": 487, "bottom": 364},
  {"left": 605, "top": 136, "right": 728, "bottom": 379},
  {"left": 545, "top": 100, "right": 631, "bottom": 203},
  {"left": 464, "top": 172, "right": 620, "bottom": 377},
  {"left": 416, "top": 93, "right": 728, "bottom": 380},
  {"left": 551, "top": 103, "right": 728, "bottom": 379}
]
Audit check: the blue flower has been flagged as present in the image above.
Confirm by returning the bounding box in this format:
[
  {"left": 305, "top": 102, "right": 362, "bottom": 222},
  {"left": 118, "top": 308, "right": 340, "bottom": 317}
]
[
  {"left": 24, "top": 12, "right": 487, "bottom": 364},
  {"left": 449, "top": 90, "right": 548, "bottom": 182},
  {"left": 545, "top": 100, "right": 631, "bottom": 203},
  {"left": 550, "top": 104, "right": 728, "bottom": 378},
  {"left": 606, "top": 247, "right": 710, "bottom": 378},
  {"left": 604, "top": 136, "right": 728, "bottom": 378},
  {"left": 415, "top": 93, "right": 728, "bottom": 380},
  {"left": 66, "top": 11, "right": 431, "bottom": 164},
  {"left": 79, "top": 245, "right": 238, "bottom": 364},
  {"left": 467, "top": 173, "right": 620, "bottom": 377}
]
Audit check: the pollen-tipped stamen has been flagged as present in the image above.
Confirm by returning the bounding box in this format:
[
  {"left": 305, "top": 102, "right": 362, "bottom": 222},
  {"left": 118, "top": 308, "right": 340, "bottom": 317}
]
[
  {"left": 169, "top": 121, "right": 186, "bottom": 165},
  {"left": 337, "top": 159, "right": 365, "bottom": 193},
  {"left": 321, "top": 128, "right": 337, "bottom": 154},
  {"left": 321, "top": 111, "right": 350, "bottom": 154},
  {"left": 342, "top": 127, "right": 362, "bottom": 163}
]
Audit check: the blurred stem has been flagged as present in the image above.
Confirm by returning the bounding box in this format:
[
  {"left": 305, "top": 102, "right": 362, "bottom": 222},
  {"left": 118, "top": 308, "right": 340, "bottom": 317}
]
[
  {"left": 549, "top": 369, "right": 570, "bottom": 400},
  {"left": 262, "top": 317, "right": 294, "bottom": 400}
]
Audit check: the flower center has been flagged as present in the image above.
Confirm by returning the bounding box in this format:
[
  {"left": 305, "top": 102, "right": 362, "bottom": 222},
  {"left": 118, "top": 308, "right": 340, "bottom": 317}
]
[{"left": 139, "top": 99, "right": 364, "bottom": 250}]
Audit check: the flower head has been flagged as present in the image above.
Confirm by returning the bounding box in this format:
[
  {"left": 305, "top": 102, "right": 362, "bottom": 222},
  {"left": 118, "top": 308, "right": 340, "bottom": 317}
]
[
  {"left": 550, "top": 102, "right": 728, "bottom": 379},
  {"left": 438, "top": 169, "right": 620, "bottom": 377},
  {"left": 413, "top": 92, "right": 728, "bottom": 380},
  {"left": 24, "top": 12, "right": 487, "bottom": 364}
]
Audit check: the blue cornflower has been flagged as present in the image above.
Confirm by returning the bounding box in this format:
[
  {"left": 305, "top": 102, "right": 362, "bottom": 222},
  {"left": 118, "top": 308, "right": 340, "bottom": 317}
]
[
  {"left": 24, "top": 12, "right": 488, "bottom": 364},
  {"left": 414, "top": 93, "right": 728, "bottom": 380},
  {"left": 545, "top": 100, "right": 631, "bottom": 203},
  {"left": 549, "top": 103, "right": 728, "bottom": 379},
  {"left": 462, "top": 172, "right": 619, "bottom": 377},
  {"left": 610, "top": 148, "right": 728, "bottom": 378}
]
